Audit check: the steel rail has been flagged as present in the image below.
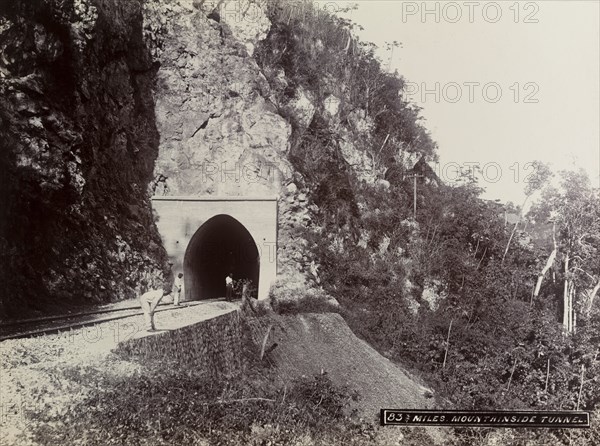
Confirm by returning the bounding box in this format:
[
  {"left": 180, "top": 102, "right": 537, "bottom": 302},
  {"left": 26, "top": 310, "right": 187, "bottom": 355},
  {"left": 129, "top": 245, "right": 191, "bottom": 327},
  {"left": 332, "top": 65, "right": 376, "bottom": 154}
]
[{"left": 0, "top": 301, "right": 210, "bottom": 342}]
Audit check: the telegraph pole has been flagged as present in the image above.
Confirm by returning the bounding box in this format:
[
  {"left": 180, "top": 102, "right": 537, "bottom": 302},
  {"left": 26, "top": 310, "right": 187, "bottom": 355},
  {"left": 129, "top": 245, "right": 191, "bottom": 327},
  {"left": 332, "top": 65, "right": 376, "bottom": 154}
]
[{"left": 406, "top": 173, "right": 424, "bottom": 220}]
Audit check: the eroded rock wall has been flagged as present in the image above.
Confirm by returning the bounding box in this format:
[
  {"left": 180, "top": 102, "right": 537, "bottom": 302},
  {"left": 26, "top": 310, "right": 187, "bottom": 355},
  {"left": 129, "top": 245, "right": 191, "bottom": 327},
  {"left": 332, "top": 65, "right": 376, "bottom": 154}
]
[{"left": 0, "top": 0, "right": 168, "bottom": 319}]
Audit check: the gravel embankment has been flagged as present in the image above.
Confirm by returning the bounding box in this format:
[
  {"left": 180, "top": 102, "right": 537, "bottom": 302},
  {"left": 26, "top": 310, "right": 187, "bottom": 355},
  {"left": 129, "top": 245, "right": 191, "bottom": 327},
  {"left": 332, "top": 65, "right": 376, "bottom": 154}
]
[{"left": 0, "top": 302, "right": 235, "bottom": 446}]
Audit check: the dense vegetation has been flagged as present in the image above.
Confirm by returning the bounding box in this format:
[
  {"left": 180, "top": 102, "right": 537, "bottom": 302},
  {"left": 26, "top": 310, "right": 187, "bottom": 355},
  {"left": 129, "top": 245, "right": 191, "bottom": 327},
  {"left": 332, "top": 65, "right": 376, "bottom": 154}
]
[{"left": 256, "top": 1, "right": 600, "bottom": 444}]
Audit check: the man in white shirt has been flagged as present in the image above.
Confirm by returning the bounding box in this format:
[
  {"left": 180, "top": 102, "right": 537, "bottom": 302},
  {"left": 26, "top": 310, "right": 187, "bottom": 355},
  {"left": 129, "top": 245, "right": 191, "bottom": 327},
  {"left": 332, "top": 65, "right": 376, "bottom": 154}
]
[
  {"left": 140, "top": 287, "right": 170, "bottom": 331},
  {"left": 173, "top": 273, "right": 183, "bottom": 306},
  {"left": 225, "top": 273, "right": 233, "bottom": 301}
]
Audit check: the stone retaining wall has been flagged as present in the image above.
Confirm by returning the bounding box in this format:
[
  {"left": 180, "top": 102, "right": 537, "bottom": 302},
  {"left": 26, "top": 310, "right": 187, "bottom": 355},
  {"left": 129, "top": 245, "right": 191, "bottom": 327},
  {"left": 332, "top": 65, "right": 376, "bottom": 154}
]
[{"left": 114, "top": 310, "right": 243, "bottom": 379}]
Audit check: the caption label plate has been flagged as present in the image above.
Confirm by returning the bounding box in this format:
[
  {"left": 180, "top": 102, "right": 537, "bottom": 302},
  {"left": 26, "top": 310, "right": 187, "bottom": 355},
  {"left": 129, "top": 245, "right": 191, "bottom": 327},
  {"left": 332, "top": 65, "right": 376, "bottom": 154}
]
[{"left": 381, "top": 410, "right": 590, "bottom": 428}]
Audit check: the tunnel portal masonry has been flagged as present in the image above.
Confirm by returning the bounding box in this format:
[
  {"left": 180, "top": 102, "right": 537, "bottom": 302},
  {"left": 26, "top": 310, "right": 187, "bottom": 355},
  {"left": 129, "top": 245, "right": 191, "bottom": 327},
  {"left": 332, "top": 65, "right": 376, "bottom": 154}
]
[{"left": 151, "top": 196, "right": 278, "bottom": 301}]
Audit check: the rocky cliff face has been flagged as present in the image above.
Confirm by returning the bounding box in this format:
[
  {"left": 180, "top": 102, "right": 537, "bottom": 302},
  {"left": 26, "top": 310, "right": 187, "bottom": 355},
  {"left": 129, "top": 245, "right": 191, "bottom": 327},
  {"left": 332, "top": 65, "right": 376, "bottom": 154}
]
[
  {"left": 143, "top": 0, "right": 320, "bottom": 299},
  {"left": 0, "top": 0, "right": 324, "bottom": 319},
  {"left": 145, "top": 0, "right": 293, "bottom": 198},
  {"left": 0, "top": 0, "right": 168, "bottom": 319},
  {"left": 1, "top": 0, "right": 415, "bottom": 319}
]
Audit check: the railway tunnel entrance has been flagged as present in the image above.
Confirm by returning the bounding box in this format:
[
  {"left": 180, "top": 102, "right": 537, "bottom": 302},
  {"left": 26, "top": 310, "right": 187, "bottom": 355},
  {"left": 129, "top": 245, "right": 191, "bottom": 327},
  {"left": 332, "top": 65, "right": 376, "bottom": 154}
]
[
  {"left": 151, "top": 196, "right": 278, "bottom": 301},
  {"left": 184, "top": 215, "right": 259, "bottom": 300}
]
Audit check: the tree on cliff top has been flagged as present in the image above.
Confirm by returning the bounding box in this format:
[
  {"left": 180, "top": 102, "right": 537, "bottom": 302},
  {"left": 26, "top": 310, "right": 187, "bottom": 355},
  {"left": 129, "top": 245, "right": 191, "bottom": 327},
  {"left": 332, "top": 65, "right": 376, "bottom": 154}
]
[{"left": 528, "top": 169, "right": 600, "bottom": 333}]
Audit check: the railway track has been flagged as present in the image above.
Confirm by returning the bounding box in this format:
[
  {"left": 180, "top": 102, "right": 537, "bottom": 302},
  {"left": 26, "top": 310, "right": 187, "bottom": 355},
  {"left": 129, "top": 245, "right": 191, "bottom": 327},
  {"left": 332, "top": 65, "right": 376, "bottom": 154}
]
[{"left": 0, "top": 301, "right": 211, "bottom": 342}]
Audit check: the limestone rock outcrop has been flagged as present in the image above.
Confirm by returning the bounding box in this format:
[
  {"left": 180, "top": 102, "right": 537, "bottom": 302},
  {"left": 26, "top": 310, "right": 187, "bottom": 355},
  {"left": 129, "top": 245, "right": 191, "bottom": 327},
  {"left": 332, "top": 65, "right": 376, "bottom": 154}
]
[
  {"left": 0, "top": 0, "right": 349, "bottom": 318},
  {"left": 0, "top": 0, "right": 168, "bottom": 318},
  {"left": 145, "top": 0, "right": 293, "bottom": 198}
]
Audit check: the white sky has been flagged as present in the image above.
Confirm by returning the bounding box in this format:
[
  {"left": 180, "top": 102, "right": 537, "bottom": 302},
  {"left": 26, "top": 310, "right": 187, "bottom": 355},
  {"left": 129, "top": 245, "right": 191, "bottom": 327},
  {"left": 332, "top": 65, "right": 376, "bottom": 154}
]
[{"left": 318, "top": 0, "right": 600, "bottom": 203}]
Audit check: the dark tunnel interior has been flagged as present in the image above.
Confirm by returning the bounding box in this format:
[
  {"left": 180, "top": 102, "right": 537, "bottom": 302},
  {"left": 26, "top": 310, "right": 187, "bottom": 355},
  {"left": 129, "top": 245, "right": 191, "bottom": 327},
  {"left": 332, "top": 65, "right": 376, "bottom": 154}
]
[{"left": 184, "top": 215, "right": 259, "bottom": 300}]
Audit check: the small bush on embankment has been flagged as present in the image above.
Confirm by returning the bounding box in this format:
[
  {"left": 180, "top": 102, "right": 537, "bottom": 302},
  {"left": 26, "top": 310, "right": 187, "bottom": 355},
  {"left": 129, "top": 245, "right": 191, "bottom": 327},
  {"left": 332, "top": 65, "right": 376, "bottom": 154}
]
[{"left": 269, "top": 284, "right": 341, "bottom": 315}]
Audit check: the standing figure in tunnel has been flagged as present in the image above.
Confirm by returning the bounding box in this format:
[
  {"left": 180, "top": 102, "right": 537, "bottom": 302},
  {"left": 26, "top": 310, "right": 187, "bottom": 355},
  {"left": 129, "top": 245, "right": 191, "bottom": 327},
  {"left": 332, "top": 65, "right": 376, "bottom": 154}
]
[
  {"left": 225, "top": 273, "right": 234, "bottom": 301},
  {"left": 173, "top": 273, "right": 183, "bottom": 306},
  {"left": 140, "top": 287, "right": 170, "bottom": 331}
]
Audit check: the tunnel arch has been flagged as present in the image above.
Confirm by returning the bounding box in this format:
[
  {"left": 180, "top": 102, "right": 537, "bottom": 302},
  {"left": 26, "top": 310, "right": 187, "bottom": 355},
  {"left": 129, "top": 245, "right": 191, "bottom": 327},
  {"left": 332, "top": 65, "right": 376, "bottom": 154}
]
[
  {"left": 184, "top": 214, "right": 259, "bottom": 300},
  {"left": 152, "top": 196, "right": 278, "bottom": 300}
]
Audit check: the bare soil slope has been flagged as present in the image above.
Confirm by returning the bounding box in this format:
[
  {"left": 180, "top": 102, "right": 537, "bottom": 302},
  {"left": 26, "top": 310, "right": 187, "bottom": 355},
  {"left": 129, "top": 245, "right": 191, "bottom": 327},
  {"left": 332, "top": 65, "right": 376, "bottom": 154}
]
[{"left": 249, "top": 313, "right": 436, "bottom": 421}]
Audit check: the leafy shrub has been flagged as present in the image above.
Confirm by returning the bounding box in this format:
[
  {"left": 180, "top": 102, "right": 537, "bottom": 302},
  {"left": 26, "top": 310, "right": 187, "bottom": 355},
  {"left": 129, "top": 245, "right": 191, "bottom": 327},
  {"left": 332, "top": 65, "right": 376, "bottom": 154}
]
[
  {"left": 274, "top": 291, "right": 339, "bottom": 315},
  {"left": 287, "top": 371, "right": 359, "bottom": 422},
  {"left": 269, "top": 279, "right": 339, "bottom": 315}
]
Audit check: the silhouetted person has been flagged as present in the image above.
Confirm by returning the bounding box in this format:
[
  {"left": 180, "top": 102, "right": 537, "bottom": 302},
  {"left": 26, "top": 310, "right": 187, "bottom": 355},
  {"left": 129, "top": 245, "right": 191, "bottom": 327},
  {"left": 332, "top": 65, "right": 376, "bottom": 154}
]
[
  {"left": 173, "top": 273, "right": 183, "bottom": 306},
  {"left": 225, "top": 273, "right": 233, "bottom": 301}
]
